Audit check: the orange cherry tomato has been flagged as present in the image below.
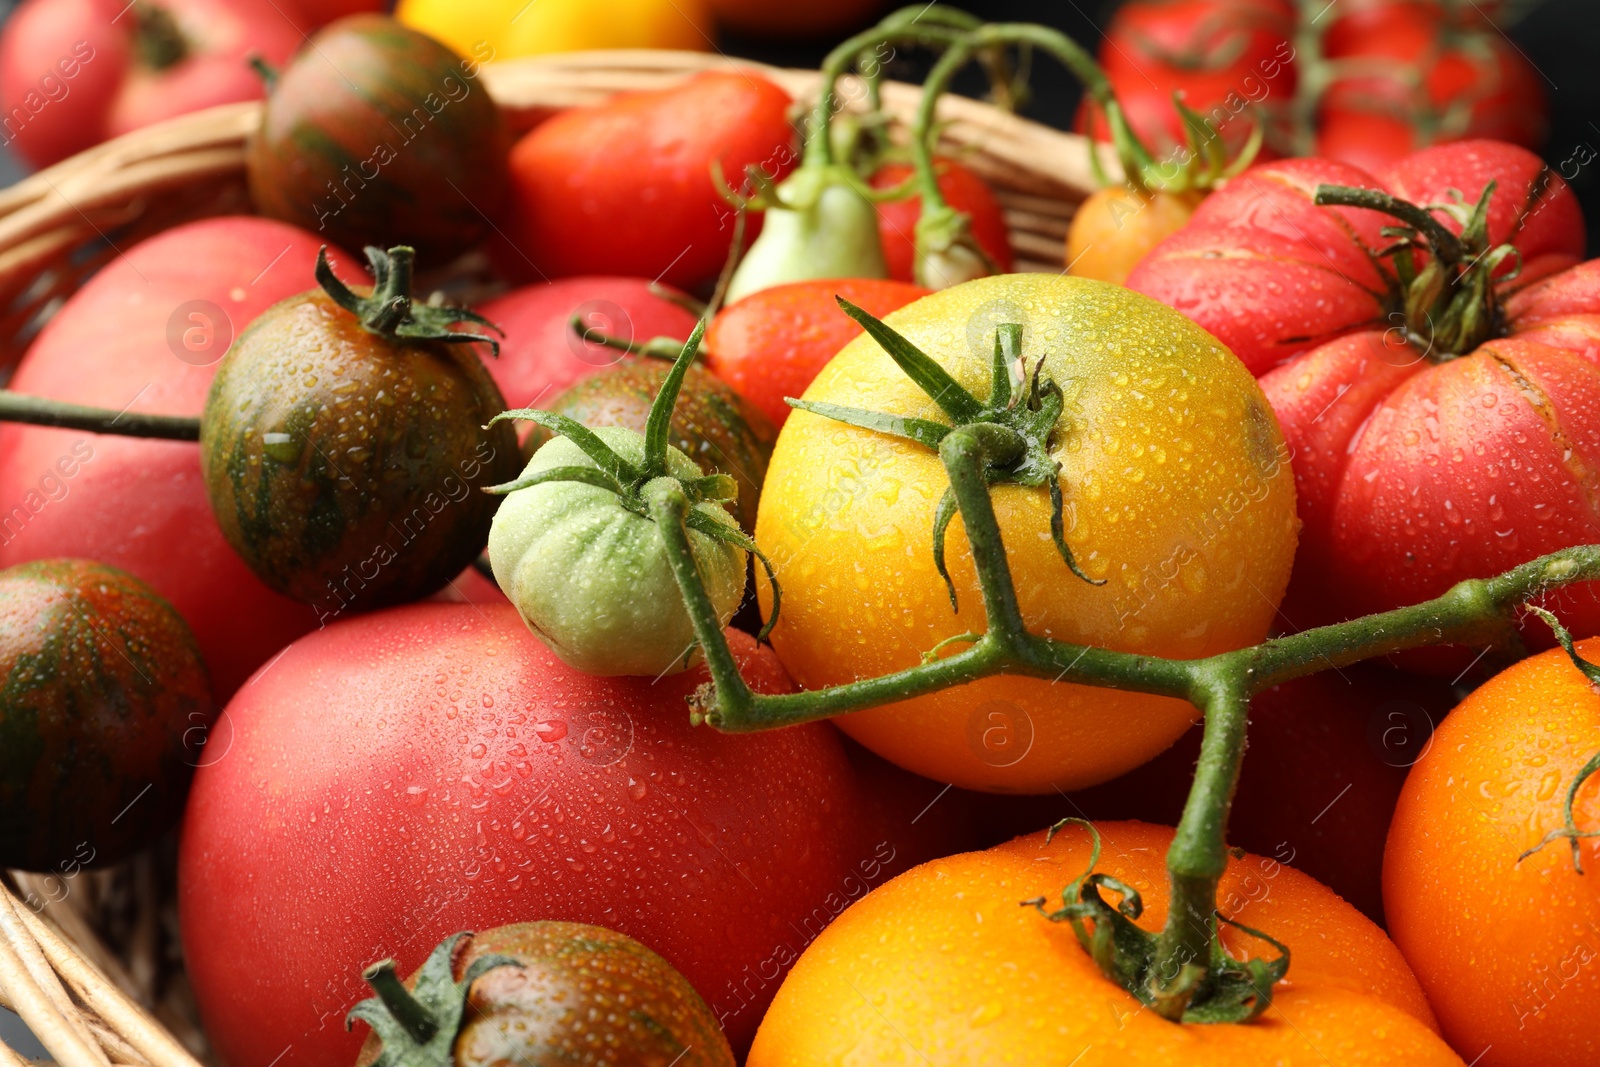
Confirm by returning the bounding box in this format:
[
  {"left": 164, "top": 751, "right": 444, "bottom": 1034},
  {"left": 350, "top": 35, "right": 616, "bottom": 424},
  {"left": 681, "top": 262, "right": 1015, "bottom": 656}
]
[{"left": 1067, "top": 185, "right": 1205, "bottom": 286}]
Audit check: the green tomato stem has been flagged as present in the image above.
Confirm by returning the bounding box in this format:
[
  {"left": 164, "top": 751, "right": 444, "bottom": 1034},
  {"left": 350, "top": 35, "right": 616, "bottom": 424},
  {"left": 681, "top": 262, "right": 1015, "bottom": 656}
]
[
  {"left": 665, "top": 391, "right": 1600, "bottom": 1015},
  {"left": 360, "top": 959, "right": 438, "bottom": 1044},
  {"left": 0, "top": 391, "right": 200, "bottom": 440}
]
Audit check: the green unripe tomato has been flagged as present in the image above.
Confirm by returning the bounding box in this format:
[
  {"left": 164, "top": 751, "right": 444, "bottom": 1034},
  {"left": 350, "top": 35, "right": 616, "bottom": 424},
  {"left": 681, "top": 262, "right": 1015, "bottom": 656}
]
[{"left": 488, "top": 426, "right": 747, "bottom": 677}]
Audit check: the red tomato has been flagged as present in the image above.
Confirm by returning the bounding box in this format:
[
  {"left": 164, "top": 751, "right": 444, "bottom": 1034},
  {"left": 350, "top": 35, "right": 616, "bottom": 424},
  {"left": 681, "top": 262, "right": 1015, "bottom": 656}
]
[
  {"left": 0, "top": 0, "right": 303, "bottom": 169},
  {"left": 283, "top": 0, "right": 386, "bottom": 29},
  {"left": 0, "top": 218, "right": 357, "bottom": 696},
  {"left": 497, "top": 71, "right": 796, "bottom": 289},
  {"left": 1133, "top": 140, "right": 1600, "bottom": 648},
  {"left": 966, "top": 664, "right": 1456, "bottom": 923},
  {"left": 1087, "top": 0, "right": 1297, "bottom": 160},
  {"left": 867, "top": 159, "right": 1013, "bottom": 282},
  {"left": 702, "top": 277, "right": 928, "bottom": 428},
  {"left": 179, "top": 602, "right": 918, "bottom": 1063},
  {"left": 1317, "top": 1, "right": 1547, "bottom": 171},
  {"left": 477, "top": 277, "right": 703, "bottom": 407}
]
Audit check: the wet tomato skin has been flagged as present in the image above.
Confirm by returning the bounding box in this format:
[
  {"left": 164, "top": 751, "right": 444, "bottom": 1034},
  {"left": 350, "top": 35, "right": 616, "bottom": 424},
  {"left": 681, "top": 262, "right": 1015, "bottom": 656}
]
[
  {"left": 0, "top": 559, "right": 211, "bottom": 872},
  {"left": 1386, "top": 639, "right": 1600, "bottom": 1066},
  {"left": 355, "top": 923, "right": 735, "bottom": 1067},
  {"left": 478, "top": 278, "right": 703, "bottom": 407},
  {"left": 0, "top": 217, "right": 354, "bottom": 697},
  {"left": 703, "top": 278, "right": 929, "bottom": 430},
  {"left": 179, "top": 602, "right": 885, "bottom": 1065}
]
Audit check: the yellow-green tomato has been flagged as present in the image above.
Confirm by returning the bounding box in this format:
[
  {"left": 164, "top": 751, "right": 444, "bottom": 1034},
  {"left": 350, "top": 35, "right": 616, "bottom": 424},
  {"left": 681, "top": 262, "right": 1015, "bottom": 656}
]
[
  {"left": 489, "top": 426, "right": 746, "bottom": 677},
  {"left": 754, "top": 274, "right": 1299, "bottom": 792}
]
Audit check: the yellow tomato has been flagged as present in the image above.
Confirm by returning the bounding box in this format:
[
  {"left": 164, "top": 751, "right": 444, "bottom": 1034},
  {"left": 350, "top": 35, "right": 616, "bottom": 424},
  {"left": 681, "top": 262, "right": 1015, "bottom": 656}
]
[
  {"left": 1067, "top": 185, "right": 1204, "bottom": 286},
  {"left": 754, "top": 274, "right": 1298, "bottom": 792},
  {"left": 749, "top": 822, "right": 1460, "bottom": 1066},
  {"left": 396, "top": 0, "right": 713, "bottom": 60}
]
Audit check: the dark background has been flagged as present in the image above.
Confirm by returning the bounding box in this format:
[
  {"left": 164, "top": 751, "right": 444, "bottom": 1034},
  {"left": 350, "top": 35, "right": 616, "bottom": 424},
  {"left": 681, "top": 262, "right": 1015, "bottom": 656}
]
[{"left": 0, "top": 0, "right": 1597, "bottom": 1057}]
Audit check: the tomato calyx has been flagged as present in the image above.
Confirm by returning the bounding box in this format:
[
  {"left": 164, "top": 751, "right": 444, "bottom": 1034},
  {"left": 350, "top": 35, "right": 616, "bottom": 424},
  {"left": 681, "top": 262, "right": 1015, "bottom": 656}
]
[
  {"left": 317, "top": 245, "right": 505, "bottom": 357},
  {"left": 1314, "top": 181, "right": 1517, "bottom": 360},
  {"left": 787, "top": 298, "right": 1101, "bottom": 611},
  {"left": 347, "top": 933, "right": 522, "bottom": 1067},
  {"left": 1515, "top": 606, "right": 1600, "bottom": 874},
  {"left": 1026, "top": 818, "right": 1291, "bottom": 1023},
  {"left": 134, "top": 3, "right": 189, "bottom": 72},
  {"left": 486, "top": 321, "right": 782, "bottom": 638}
]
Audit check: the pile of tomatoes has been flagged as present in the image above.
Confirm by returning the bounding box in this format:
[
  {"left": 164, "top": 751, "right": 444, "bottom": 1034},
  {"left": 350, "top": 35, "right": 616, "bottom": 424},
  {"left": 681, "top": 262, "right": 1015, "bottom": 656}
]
[{"left": 0, "top": 4, "right": 1597, "bottom": 1067}]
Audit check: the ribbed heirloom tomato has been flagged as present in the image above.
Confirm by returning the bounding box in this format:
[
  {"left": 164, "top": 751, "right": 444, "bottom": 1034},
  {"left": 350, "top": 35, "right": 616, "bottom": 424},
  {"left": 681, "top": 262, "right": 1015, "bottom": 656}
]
[
  {"left": 750, "top": 821, "right": 1462, "bottom": 1065},
  {"left": 1385, "top": 638, "right": 1600, "bottom": 1066},
  {"left": 1130, "top": 140, "right": 1600, "bottom": 643},
  {"left": 755, "top": 274, "right": 1299, "bottom": 792}
]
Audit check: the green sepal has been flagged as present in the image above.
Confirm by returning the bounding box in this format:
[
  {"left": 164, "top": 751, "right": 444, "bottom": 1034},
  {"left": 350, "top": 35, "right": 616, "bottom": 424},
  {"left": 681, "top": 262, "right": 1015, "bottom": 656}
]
[
  {"left": 834, "top": 298, "right": 985, "bottom": 424},
  {"left": 317, "top": 246, "right": 504, "bottom": 357},
  {"left": 346, "top": 933, "right": 522, "bottom": 1067},
  {"left": 644, "top": 319, "right": 710, "bottom": 475},
  {"left": 483, "top": 465, "right": 628, "bottom": 498},
  {"left": 1517, "top": 606, "right": 1600, "bottom": 873},
  {"left": 785, "top": 399, "right": 952, "bottom": 450},
  {"left": 801, "top": 303, "right": 1102, "bottom": 605},
  {"left": 1025, "top": 818, "right": 1287, "bottom": 1024},
  {"left": 487, "top": 409, "right": 644, "bottom": 488}
]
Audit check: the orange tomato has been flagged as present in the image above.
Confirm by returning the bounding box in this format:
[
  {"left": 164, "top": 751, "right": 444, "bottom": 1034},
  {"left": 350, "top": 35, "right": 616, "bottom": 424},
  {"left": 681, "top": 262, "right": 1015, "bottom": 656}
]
[
  {"left": 750, "top": 821, "right": 1460, "bottom": 1065},
  {"left": 1385, "top": 639, "right": 1600, "bottom": 1066},
  {"left": 754, "top": 275, "right": 1299, "bottom": 792},
  {"left": 1067, "top": 185, "right": 1205, "bottom": 286}
]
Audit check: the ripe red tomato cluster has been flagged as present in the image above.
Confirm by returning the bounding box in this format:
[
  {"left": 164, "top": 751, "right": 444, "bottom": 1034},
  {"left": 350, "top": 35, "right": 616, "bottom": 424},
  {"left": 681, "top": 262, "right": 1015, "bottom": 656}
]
[{"left": 1089, "top": 0, "right": 1548, "bottom": 172}]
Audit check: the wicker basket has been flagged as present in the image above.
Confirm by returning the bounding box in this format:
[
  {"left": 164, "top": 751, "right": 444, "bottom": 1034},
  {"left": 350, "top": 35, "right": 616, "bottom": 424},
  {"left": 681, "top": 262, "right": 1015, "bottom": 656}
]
[{"left": 0, "top": 49, "right": 1103, "bottom": 1064}]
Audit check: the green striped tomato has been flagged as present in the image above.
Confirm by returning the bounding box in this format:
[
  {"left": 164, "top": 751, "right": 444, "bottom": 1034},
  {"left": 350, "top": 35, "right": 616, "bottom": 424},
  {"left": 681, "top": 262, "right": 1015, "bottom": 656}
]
[{"left": 0, "top": 559, "right": 211, "bottom": 871}]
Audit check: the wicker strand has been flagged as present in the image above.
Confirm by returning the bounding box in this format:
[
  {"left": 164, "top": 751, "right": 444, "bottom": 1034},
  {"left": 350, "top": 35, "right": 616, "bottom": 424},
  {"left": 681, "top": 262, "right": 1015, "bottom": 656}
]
[
  {"left": 5, "top": 892, "right": 204, "bottom": 1067},
  {"left": 0, "top": 910, "right": 108, "bottom": 1067},
  {"left": 0, "top": 893, "right": 108, "bottom": 1064}
]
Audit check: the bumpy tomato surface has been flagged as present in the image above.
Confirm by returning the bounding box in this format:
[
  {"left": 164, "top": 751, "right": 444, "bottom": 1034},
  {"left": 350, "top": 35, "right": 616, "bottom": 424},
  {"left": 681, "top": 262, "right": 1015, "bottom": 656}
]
[
  {"left": 179, "top": 602, "right": 932, "bottom": 1064},
  {"left": 750, "top": 821, "right": 1458, "bottom": 1065},
  {"left": 1386, "top": 640, "right": 1600, "bottom": 1066},
  {"left": 755, "top": 275, "right": 1299, "bottom": 792}
]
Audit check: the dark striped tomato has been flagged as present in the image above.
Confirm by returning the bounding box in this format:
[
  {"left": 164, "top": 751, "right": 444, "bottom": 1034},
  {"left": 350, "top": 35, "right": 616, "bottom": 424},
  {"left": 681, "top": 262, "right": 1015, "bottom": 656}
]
[
  {"left": 0, "top": 559, "right": 210, "bottom": 872},
  {"left": 539, "top": 359, "right": 775, "bottom": 533},
  {"left": 247, "top": 15, "right": 510, "bottom": 265},
  {"left": 199, "top": 283, "right": 520, "bottom": 622}
]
